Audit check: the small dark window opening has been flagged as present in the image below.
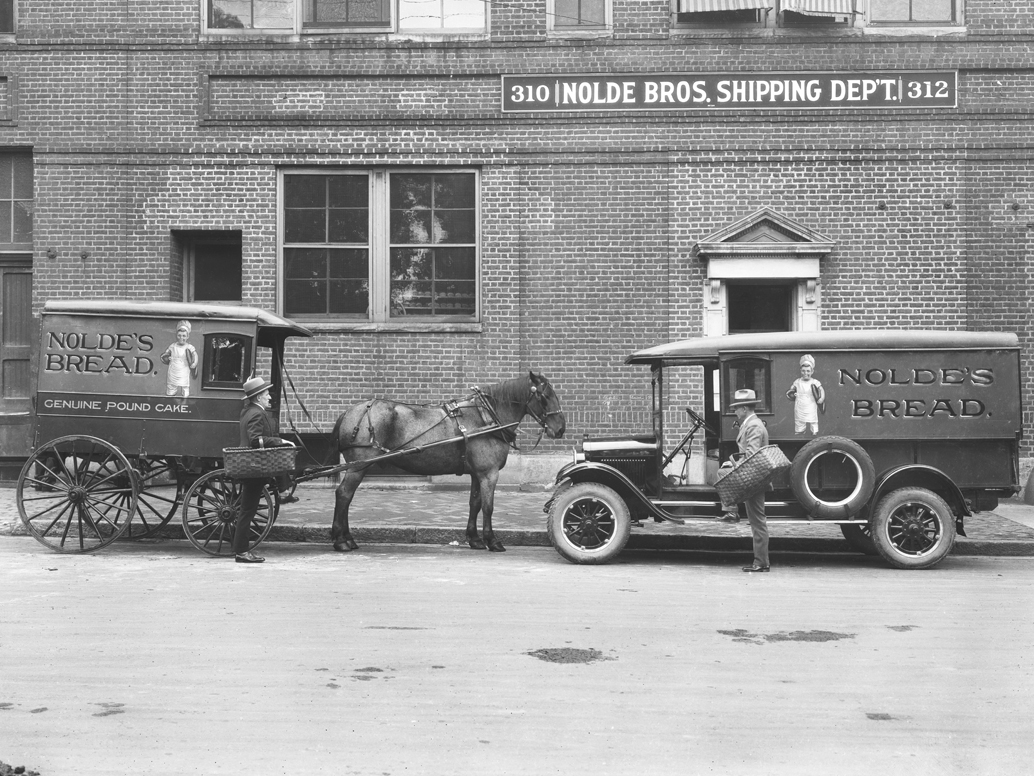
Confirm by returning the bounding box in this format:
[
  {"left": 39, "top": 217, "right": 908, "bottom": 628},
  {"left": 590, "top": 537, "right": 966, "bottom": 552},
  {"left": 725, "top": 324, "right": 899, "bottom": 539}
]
[
  {"left": 727, "top": 282, "right": 792, "bottom": 334},
  {"left": 192, "top": 236, "right": 243, "bottom": 303},
  {"left": 203, "top": 334, "right": 252, "bottom": 389}
]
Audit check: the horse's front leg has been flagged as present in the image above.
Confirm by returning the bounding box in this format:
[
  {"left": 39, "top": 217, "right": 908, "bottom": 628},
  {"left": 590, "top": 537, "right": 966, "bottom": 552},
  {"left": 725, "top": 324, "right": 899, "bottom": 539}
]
[
  {"left": 332, "top": 471, "right": 363, "bottom": 552},
  {"left": 478, "top": 470, "right": 505, "bottom": 553},
  {"left": 466, "top": 475, "right": 486, "bottom": 550}
]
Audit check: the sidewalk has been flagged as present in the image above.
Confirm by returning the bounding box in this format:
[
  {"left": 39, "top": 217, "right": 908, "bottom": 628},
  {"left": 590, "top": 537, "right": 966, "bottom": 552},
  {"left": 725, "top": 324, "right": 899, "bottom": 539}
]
[{"left": 5, "top": 480, "right": 1034, "bottom": 557}]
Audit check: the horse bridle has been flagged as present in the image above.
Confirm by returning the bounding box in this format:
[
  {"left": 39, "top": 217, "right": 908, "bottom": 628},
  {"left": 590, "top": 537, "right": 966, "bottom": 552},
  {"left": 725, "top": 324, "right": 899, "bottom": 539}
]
[{"left": 523, "top": 383, "right": 563, "bottom": 432}]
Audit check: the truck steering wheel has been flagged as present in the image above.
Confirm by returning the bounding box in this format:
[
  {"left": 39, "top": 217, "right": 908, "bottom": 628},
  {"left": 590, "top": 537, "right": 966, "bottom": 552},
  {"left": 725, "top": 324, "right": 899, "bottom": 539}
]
[{"left": 686, "top": 407, "right": 717, "bottom": 437}]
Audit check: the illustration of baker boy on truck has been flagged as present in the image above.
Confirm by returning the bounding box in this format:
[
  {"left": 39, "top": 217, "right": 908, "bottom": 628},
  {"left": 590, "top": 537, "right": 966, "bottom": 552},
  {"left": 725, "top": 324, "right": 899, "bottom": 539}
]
[{"left": 546, "top": 330, "right": 1022, "bottom": 570}]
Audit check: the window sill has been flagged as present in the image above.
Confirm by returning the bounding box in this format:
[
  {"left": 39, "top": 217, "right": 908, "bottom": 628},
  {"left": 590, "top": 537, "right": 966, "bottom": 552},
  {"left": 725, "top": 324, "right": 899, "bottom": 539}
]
[
  {"left": 297, "top": 321, "right": 483, "bottom": 334},
  {"left": 547, "top": 28, "right": 612, "bottom": 39}
]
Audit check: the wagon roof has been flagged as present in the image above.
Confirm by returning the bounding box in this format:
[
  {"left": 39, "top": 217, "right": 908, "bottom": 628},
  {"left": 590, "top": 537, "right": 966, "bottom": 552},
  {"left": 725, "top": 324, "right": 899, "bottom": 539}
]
[
  {"left": 43, "top": 300, "right": 313, "bottom": 339},
  {"left": 626, "top": 329, "right": 1020, "bottom": 365}
]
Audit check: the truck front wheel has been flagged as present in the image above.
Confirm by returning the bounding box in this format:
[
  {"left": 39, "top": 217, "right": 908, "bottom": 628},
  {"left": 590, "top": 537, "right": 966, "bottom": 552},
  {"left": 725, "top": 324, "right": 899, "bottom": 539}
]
[
  {"left": 547, "top": 482, "right": 631, "bottom": 565},
  {"left": 871, "top": 487, "right": 956, "bottom": 569}
]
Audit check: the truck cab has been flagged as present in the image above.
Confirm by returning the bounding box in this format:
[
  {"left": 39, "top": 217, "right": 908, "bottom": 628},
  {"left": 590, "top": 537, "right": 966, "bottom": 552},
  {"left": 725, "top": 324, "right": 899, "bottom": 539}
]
[{"left": 546, "top": 330, "right": 1022, "bottom": 569}]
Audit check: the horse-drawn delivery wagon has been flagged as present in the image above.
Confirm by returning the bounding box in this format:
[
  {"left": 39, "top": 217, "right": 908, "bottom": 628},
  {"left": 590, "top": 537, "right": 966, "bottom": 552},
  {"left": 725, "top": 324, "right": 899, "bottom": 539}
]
[
  {"left": 18, "top": 299, "right": 313, "bottom": 554},
  {"left": 546, "top": 330, "right": 1022, "bottom": 570},
  {"left": 19, "top": 299, "right": 567, "bottom": 557}
]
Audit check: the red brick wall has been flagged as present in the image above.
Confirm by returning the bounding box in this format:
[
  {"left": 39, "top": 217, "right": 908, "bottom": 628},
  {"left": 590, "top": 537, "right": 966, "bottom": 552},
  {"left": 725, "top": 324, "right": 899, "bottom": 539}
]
[{"left": 10, "top": 0, "right": 1034, "bottom": 466}]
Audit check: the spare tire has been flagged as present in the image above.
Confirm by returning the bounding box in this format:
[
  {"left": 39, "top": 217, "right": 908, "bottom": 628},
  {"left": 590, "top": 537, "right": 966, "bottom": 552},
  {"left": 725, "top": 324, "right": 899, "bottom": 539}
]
[{"left": 790, "top": 436, "right": 875, "bottom": 519}]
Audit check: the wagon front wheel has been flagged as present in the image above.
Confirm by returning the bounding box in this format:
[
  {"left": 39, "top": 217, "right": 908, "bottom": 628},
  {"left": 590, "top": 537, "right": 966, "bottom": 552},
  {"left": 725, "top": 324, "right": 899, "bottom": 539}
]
[
  {"left": 181, "top": 470, "right": 276, "bottom": 557},
  {"left": 16, "top": 435, "right": 138, "bottom": 553},
  {"left": 547, "top": 482, "right": 631, "bottom": 565}
]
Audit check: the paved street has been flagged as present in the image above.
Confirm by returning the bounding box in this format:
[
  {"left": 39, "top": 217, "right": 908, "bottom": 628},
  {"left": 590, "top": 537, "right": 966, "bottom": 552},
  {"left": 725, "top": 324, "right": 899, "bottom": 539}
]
[{"left": 1, "top": 538, "right": 1032, "bottom": 776}]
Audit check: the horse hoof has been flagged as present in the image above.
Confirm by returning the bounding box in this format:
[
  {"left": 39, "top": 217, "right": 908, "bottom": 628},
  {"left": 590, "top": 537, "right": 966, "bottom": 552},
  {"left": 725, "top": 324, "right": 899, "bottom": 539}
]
[
  {"left": 334, "top": 541, "right": 358, "bottom": 552},
  {"left": 468, "top": 539, "right": 487, "bottom": 550},
  {"left": 488, "top": 543, "right": 507, "bottom": 553}
]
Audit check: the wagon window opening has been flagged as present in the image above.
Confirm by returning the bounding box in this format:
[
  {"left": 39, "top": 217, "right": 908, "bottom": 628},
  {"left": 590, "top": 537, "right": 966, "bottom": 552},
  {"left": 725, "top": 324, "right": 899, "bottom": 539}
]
[
  {"left": 723, "top": 357, "right": 772, "bottom": 414},
  {"left": 203, "top": 334, "right": 253, "bottom": 390}
]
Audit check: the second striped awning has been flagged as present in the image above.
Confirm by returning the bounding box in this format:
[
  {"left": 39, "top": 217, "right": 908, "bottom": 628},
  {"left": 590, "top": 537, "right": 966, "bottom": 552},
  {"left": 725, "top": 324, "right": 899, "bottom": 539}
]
[
  {"left": 779, "top": 0, "right": 856, "bottom": 15},
  {"left": 677, "top": 0, "right": 773, "bottom": 11}
]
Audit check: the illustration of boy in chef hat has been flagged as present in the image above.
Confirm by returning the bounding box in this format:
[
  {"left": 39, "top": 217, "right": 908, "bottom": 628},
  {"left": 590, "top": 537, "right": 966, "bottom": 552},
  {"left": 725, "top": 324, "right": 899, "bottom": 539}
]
[
  {"left": 160, "top": 320, "right": 199, "bottom": 398},
  {"left": 786, "top": 354, "right": 825, "bottom": 435}
]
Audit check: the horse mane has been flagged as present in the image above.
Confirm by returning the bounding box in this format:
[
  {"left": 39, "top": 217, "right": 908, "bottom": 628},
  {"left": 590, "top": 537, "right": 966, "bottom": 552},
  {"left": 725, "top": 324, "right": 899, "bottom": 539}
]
[{"left": 479, "top": 375, "right": 531, "bottom": 410}]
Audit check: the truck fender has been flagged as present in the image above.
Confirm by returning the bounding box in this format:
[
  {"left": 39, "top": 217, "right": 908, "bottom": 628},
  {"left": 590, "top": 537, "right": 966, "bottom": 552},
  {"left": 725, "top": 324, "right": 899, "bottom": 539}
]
[
  {"left": 868, "top": 464, "right": 971, "bottom": 535},
  {"left": 549, "top": 461, "right": 670, "bottom": 522}
]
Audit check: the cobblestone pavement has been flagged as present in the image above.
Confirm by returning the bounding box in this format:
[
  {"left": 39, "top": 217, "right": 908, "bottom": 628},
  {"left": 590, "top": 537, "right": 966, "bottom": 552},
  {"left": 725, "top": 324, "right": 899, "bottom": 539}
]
[{"left": 4, "top": 480, "right": 1034, "bottom": 555}]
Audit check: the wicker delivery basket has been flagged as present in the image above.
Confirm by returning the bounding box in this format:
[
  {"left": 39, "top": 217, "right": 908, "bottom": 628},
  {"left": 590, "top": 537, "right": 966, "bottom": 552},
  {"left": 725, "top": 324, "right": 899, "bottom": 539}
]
[
  {"left": 714, "top": 445, "right": 792, "bottom": 504},
  {"left": 222, "top": 445, "right": 298, "bottom": 480}
]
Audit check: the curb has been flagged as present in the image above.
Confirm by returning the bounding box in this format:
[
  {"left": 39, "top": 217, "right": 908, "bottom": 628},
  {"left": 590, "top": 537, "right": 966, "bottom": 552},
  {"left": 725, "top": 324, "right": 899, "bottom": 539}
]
[{"left": 4, "top": 523, "right": 1034, "bottom": 557}]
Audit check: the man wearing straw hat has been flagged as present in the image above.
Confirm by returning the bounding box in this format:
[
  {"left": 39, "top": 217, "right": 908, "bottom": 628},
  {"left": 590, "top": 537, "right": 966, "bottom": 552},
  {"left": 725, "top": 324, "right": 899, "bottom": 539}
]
[
  {"left": 718, "top": 389, "right": 771, "bottom": 573},
  {"left": 235, "top": 375, "right": 289, "bottom": 564}
]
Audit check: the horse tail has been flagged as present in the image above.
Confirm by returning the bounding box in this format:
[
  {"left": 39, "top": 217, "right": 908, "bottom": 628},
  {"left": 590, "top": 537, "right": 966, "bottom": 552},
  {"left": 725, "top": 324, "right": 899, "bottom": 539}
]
[{"left": 328, "top": 412, "right": 347, "bottom": 465}]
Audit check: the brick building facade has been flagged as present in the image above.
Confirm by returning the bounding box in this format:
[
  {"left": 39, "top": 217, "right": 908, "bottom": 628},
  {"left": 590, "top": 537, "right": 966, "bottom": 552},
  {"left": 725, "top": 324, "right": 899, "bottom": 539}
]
[{"left": 0, "top": 0, "right": 1031, "bottom": 484}]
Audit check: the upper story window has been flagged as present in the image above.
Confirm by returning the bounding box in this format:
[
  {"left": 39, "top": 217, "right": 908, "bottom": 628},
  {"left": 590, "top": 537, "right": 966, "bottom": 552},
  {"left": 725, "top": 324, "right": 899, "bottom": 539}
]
[
  {"left": 0, "top": 152, "right": 33, "bottom": 251},
  {"left": 0, "top": 0, "right": 13, "bottom": 33},
  {"left": 869, "top": 0, "right": 956, "bottom": 24},
  {"left": 281, "top": 169, "right": 479, "bottom": 324},
  {"left": 207, "top": 0, "right": 486, "bottom": 33},
  {"left": 550, "top": 0, "right": 610, "bottom": 31},
  {"left": 672, "top": 0, "right": 957, "bottom": 28}
]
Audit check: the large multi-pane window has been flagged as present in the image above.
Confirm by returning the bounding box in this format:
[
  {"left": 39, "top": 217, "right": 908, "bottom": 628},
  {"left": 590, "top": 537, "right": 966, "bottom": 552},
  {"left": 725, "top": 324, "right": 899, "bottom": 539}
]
[
  {"left": 208, "top": 0, "right": 486, "bottom": 31},
  {"left": 0, "top": 153, "right": 33, "bottom": 251},
  {"left": 282, "top": 170, "right": 478, "bottom": 322}
]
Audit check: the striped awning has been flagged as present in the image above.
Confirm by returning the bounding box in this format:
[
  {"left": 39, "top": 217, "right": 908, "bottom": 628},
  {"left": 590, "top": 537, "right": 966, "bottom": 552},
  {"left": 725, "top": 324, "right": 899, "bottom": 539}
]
[
  {"left": 779, "top": 0, "right": 855, "bottom": 15},
  {"left": 678, "top": 0, "right": 772, "bottom": 11}
]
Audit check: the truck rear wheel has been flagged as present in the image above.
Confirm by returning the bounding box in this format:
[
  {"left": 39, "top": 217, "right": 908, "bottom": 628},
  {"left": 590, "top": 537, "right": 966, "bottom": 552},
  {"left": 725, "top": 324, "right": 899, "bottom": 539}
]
[
  {"left": 790, "top": 436, "right": 875, "bottom": 519},
  {"left": 871, "top": 487, "right": 956, "bottom": 569},
  {"left": 547, "top": 482, "right": 631, "bottom": 565}
]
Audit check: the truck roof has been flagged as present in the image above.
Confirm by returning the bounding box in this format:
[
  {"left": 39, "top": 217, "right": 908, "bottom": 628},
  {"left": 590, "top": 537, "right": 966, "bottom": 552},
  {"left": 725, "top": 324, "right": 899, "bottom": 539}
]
[
  {"left": 626, "top": 329, "right": 1020, "bottom": 365},
  {"left": 43, "top": 299, "right": 313, "bottom": 340}
]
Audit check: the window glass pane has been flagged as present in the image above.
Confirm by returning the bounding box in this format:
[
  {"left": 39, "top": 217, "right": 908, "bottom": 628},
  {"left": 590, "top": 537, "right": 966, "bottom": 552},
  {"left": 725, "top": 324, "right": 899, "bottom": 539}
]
[
  {"left": 211, "top": 0, "right": 252, "bottom": 27},
  {"left": 285, "top": 175, "right": 327, "bottom": 208},
  {"left": 328, "top": 209, "right": 368, "bottom": 243},
  {"left": 390, "top": 174, "right": 432, "bottom": 209},
  {"left": 434, "top": 281, "right": 476, "bottom": 315},
  {"left": 870, "top": 0, "right": 911, "bottom": 19},
  {"left": 254, "top": 0, "right": 295, "bottom": 26},
  {"left": 390, "top": 210, "right": 433, "bottom": 244},
  {"left": 12, "top": 155, "right": 32, "bottom": 200},
  {"left": 436, "top": 247, "right": 476, "bottom": 279},
  {"left": 285, "top": 209, "right": 326, "bottom": 243},
  {"left": 399, "top": 0, "right": 485, "bottom": 29},
  {"left": 913, "top": 0, "right": 953, "bottom": 20},
  {"left": 285, "top": 247, "right": 327, "bottom": 280},
  {"left": 205, "top": 335, "right": 250, "bottom": 385},
  {"left": 328, "top": 248, "right": 369, "bottom": 278},
  {"left": 433, "top": 173, "right": 474, "bottom": 207},
  {"left": 391, "top": 247, "right": 432, "bottom": 281},
  {"left": 329, "top": 280, "right": 369, "bottom": 314},
  {"left": 0, "top": 0, "right": 14, "bottom": 33},
  {"left": 433, "top": 210, "right": 475, "bottom": 244},
  {"left": 556, "top": 0, "right": 606, "bottom": 26},
  {"left": 724, "top": 359, "right": 771, "bottom": 414},
  {"left": 286, "top": 280, "right": 326, "bottom": 316},
  {"left": 0, "top": 157, "right": 11, "bottom": 198},
  {"left": 307, "top": 0, "right": 391, "bottom": 24},
  {"left": 328, "top": 176, "right": 368, "bottom": 208}
]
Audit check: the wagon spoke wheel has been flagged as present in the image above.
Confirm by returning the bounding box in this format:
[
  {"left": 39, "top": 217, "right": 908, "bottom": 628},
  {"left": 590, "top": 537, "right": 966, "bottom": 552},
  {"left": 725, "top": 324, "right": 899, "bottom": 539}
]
[
  {"left": 122, "top": 458, "right": 185, "bottom": 540},
  {"left": 181, "top": 470, "right": 275, "bottom": 557},
  {"left": 16, "top": 435, "right": 138, "bottom": 553}
]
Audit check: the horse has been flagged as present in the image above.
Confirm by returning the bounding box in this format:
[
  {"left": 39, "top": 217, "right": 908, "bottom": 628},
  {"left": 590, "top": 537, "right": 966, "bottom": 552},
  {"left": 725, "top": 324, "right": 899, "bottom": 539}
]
[{"left": 329, "top": 371, "right": 565, "bottom": 553}]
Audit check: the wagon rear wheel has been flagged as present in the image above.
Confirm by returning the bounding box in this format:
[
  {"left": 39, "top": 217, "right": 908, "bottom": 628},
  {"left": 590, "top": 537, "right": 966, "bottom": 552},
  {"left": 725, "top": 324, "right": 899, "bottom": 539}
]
[
  {"left": 16, "top": 435, "right": 138, "bottom": 553},
  {"left": 181, "top": 470, "right": 276, "bottom": 557}
]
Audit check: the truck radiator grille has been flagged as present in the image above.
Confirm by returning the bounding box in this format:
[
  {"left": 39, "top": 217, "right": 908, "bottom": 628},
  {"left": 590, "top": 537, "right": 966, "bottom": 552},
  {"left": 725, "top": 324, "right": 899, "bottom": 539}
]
[{"left": 600, "top": 457, "right": 649, "bottom": 483}]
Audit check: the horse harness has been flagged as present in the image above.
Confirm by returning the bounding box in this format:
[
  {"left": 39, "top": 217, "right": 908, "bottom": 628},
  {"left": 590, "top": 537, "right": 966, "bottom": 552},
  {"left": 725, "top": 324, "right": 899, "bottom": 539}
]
[{"left": 343, "top": 383, "right": 557, "bottom": 476}]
